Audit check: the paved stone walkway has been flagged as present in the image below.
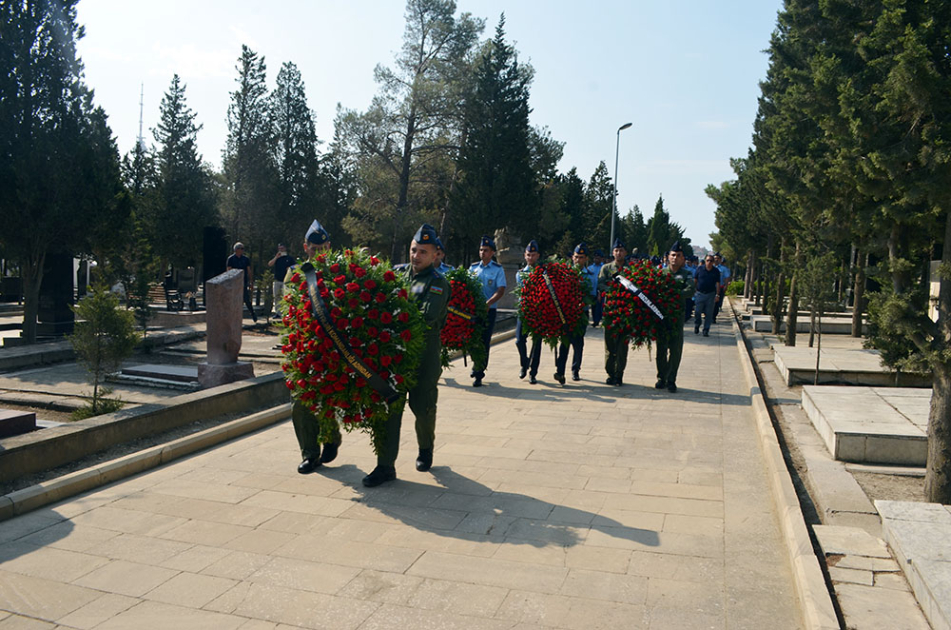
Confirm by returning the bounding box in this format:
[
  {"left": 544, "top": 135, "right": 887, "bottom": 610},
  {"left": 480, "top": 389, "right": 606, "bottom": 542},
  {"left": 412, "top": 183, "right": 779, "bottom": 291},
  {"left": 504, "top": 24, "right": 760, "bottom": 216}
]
[{"left": 0, "top": 323, "right": 803, "bottom": 629}]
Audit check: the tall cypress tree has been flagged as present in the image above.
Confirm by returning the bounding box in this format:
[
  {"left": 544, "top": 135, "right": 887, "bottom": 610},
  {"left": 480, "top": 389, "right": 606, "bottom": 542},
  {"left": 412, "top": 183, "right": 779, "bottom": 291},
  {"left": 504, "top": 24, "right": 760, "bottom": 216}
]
[
  {"left": 453, "top": 15, "right": 538, "bottom": 252},
  {"left": 149, "top": 74, "right": 216, "bottom": 268},
  {"left": 271, "top": 61, "right": 320, "bottom": 245},
  {"left": 223, "top": 45, "right": 275, "bottom": 250},
  {"left": 580, "top": 161, "right": 614, "bottom": 252}
]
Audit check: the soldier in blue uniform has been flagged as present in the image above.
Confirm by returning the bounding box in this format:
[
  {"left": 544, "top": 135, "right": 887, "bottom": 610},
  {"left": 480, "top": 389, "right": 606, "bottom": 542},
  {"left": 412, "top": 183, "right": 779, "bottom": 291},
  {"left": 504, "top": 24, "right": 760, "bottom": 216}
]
[
  {"left": 434, "top": 237, "right": 454, "bottom": 275},
  {"left": 515, "top": 240, "right": 542, "bottom": 384},
  {"left": 469, "top": 235, "right": 507, "bottom": 387},
  {"left": 590, "top": 250, "right": 605, "bottom": 327},
  {"left": 287, "top": 219, "right": 343, "bottom": 474},
  {"left": 363, "top": 224, "right": 450, "bottom": 487}
]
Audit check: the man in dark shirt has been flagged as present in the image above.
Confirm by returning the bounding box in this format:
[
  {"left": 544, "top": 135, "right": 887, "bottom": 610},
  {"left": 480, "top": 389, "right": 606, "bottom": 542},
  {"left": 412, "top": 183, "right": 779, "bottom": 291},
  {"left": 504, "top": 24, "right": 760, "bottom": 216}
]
[
  {"left": 267, "top": 243, "right": 295, "bottom": 317},
  {"left": 226, "top": 242, "right": 256, "bottom": 323},
  {"left": 694, "top": 255, "right": 721, "bottom": 336}
]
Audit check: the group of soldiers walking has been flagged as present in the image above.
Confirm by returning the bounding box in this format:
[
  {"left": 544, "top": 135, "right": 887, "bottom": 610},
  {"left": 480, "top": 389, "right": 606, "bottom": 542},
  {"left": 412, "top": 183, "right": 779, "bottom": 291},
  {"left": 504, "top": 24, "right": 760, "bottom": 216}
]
[{"left": 277, "top": 220, "right": 719, "bottom": 488}]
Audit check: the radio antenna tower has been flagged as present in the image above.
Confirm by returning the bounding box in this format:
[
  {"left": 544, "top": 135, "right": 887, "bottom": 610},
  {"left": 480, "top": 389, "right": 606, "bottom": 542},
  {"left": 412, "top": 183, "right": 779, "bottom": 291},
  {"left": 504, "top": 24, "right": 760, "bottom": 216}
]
[{"left": 136, "top": 83, "right": 145, "bottom": 152}]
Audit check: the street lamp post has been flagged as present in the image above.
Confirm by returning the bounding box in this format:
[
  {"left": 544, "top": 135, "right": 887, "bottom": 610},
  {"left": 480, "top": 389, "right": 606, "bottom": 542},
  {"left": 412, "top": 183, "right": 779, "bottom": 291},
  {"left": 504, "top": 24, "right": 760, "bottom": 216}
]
[{"left": 610, "top": 122, "right": 633, "bottom": 253}]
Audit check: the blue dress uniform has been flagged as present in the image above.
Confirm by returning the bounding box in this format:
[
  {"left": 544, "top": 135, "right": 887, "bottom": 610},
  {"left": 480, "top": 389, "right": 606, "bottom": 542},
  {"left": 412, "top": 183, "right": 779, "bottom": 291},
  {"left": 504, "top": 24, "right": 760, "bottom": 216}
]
[
  {"left": 515, "top": 240, "right": 542, "bottom": 383},
  {"left": 590, "top": 252, "right": 604, "bottom": 326},
  {"left": 363, "top": 224, "right": 449, "bottom": 487},
  {"left": 469, "top": 235, "right": 507, "bottom": 386},
  {"left": 555, "top": 243, "right": 591, "bottom": 383},
  {"left": 434, "top": 237, "right": 454, "bottom": 275}
]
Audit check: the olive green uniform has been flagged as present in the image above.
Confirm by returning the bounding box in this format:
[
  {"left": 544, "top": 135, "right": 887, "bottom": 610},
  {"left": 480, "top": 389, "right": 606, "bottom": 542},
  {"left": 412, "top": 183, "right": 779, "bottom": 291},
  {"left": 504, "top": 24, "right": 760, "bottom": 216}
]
[
  {"left": 377, "top": 264, "right": 449, "bottom": 468},
  {"left": 598, "top": 261, "right": 629, "bottom": 381},
  {"left": 655, "top": 266, "right": 694, "bottom": 385},
  {"left": 282, "top": 264, "right": 342, "bottom": 460}
]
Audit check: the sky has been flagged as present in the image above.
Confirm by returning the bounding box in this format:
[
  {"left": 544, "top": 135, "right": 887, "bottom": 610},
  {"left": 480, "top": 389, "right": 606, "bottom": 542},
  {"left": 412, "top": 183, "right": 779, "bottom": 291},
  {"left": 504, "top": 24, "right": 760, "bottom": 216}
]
[{"left": 75, "top": 0, "right": 783, "bottom": 251}]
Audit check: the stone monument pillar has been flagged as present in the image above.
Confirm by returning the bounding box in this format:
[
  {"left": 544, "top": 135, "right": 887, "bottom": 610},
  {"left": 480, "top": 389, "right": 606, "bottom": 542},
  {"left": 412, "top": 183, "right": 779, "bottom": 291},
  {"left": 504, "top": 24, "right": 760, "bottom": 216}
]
[
  {"left": 36, "top": 253, "right": 75, "bottom": 337},
  {"left": 197, "top": 269, "right": 254, "bottom": 388}
]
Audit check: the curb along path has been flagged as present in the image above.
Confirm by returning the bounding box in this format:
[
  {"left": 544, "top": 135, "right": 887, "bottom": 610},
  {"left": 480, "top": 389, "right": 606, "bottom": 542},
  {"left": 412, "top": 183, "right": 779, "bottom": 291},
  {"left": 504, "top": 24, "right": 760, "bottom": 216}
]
[{"left": 0, "top": 321, "right": 806, "bottom": 629}]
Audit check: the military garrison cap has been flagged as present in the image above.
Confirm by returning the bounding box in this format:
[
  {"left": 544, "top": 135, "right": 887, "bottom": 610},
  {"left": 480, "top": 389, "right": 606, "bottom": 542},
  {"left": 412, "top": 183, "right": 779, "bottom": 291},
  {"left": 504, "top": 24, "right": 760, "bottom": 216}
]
[
  {"left": 525, "top": 240, "right": 539, "bottom": 253},
  {"left": 612, "top": 238, "right": 626, "bottom": 251},
  {"left": 435, "top": 236, "right": 444, "bottom": 250},
  {"left": 414, "top": 223, "right": 438, "bottom": 245},
  {"left": 480, "top": 235, "right": 496, "bottom": 250},
  {"left": 305, "top": 220, "right": 330, "bottom": 245},
  {"left": 574, "top": 242, "right": 589, "bottom": 256},
  {"left": 669, "top": 240, "right": 683, "bottom": 253}
]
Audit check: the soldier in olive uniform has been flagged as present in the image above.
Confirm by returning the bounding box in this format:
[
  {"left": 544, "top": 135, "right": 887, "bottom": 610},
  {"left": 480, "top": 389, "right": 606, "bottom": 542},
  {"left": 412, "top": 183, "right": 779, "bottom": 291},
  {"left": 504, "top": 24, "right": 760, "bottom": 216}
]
[
  {"left": 289, "top": 220, "right": 343, "bottom": 474},
  {"left": 363, "top": 224, "right": 450, "bottom": 487},
  {"left": 554, "top": 242, "right": 592, "bottom": 385},
  {"left": 598, "top": 239, "right": 630, "bottom": 386},
  {"left": 655, "top": 241, "right": 694, "bottom": 393},
  {"left": 515, "top": 240, "right": 543, "bottom": 384}
]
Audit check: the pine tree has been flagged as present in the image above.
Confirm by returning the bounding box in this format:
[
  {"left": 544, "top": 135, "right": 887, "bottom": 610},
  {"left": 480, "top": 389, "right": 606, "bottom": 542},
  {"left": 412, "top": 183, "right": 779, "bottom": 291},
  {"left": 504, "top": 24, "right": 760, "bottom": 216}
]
[
  {"left": 149, "top": 74, "right": 216, "bottom": 268},
  {"left": 339, "top": 0, "right": 483, "bottom": 258},
  {"left": 580, "top": 162, "right": 613, "bottom": 252},
  {"left": 223, "top": 45, "right": 276, "bottom": 253},
  {"left": 451, "top": 15, "right": 537, "bottom": 254}
]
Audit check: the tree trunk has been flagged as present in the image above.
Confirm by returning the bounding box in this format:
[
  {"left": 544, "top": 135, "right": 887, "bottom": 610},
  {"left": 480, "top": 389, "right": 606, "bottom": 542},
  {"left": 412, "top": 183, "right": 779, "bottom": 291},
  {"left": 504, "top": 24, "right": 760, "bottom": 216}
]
[
  {"left": 785, "top": 279, "right": 799, "bottom": 347},
  {"left": 392, "top": 107, "right": 418, "bottom": 261},
  {"left": 852, "top": 247, "right": 866, "bottom": 337},
  {"left": 814, "top": 310, "right": 822, "bottom": 386},
  {"left": 744, "top": 249, "right": 754, "bottom": 299},
  {"left": 20, "top": 250, "right": 46, "bottom": 345},
  {"left": 772, "top": 239, "right": 787, "bottom": 335},
  {"left": 808, "top": 308, "right": 816, "bottom": 348},
  {"left": 784, "top": 242, "right": 800, "bottom": 346},
  {"left": 925, "top": 208, "right": 951, "bottom": 503},
  {"left": 751, "top": 250, "right": 760, "bottom": 306}
]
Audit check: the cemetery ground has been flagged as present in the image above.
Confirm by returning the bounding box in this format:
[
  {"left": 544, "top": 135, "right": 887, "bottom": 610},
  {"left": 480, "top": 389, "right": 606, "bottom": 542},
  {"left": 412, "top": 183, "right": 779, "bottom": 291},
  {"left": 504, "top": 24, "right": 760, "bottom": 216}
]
[{"left": 0, "top": 299, "right": 941, "bottom": 629}]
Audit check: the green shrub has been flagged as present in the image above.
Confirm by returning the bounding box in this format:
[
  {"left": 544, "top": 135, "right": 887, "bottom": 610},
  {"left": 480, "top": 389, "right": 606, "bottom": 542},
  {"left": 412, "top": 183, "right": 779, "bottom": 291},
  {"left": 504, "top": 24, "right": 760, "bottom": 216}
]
[
  {"left": 71, "top": 389, "right": 124, "bottom": 420},
  {"left": 70, "top": 281, "right": 141, "bottom": 416},
  {"left": 726, "top": 280, "right": 744, "bottom": 296}
]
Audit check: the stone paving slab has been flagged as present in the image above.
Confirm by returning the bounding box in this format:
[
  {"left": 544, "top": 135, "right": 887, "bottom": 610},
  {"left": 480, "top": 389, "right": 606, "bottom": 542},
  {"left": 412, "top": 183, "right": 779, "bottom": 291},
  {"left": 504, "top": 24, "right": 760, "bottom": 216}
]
[
  {"left": 772, "top": 345, "right": 931, "bottom": 387},
  {"left": 802, "top": 386, "right": 931, "bottom": 466},
  {"left": 0, "top": 323, "right": 804, "bottom": 629},
  {"left": 877, "top": 500, "right": 951, "bottom": 630}
]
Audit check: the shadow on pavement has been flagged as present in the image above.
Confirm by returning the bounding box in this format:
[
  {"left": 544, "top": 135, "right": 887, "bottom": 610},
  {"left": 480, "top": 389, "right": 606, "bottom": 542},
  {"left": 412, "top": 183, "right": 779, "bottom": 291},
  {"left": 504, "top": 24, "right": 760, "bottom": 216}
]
[
  {"left": 0, "top": 509, "right": 73, "bottom": 563},
  {"left": 324, "top": 465, "right": 659, "bottom": 550}
]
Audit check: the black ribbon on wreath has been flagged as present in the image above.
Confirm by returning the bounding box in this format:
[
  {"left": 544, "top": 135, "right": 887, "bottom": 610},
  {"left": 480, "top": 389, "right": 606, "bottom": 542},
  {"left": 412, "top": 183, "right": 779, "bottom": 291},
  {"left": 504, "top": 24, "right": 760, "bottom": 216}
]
[
  {"left": 301, "top": 262, "right": 401, "bottom": 404},
  {"left": 616, "top": 274, "right": 665, "bottom": 320},
  {"left": 541, "top": 267, "right": 570, "bottom": 335}
]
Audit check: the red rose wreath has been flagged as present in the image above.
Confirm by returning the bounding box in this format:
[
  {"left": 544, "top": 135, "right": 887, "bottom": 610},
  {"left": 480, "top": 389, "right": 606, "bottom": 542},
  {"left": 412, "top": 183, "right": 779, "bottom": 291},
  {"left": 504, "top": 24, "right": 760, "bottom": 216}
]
[
  {"left": 280, "top": 249, "right": 426, "bottom": 454},
  {"left": 602, "top": 259, "right": 683, "bottom": 348},
  {"left": 515, "top": 260, "right": 589, "bottom": 348},
  {"left": 439, "top": 268, "right": 489, "bottom": 368}
]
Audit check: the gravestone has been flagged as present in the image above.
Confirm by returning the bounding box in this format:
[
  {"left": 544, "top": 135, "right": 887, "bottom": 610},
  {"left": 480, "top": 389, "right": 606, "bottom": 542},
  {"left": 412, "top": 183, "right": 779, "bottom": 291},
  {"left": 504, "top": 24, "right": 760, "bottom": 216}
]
[
  {"left": 0, "top": 409, "right": 37, "bottom": 438},
  {"left": 36, "top": 253, "right": 74, "bottom": 336},
  {"left": 197, "top": 269, "right": 254, "bottom": 388}
]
